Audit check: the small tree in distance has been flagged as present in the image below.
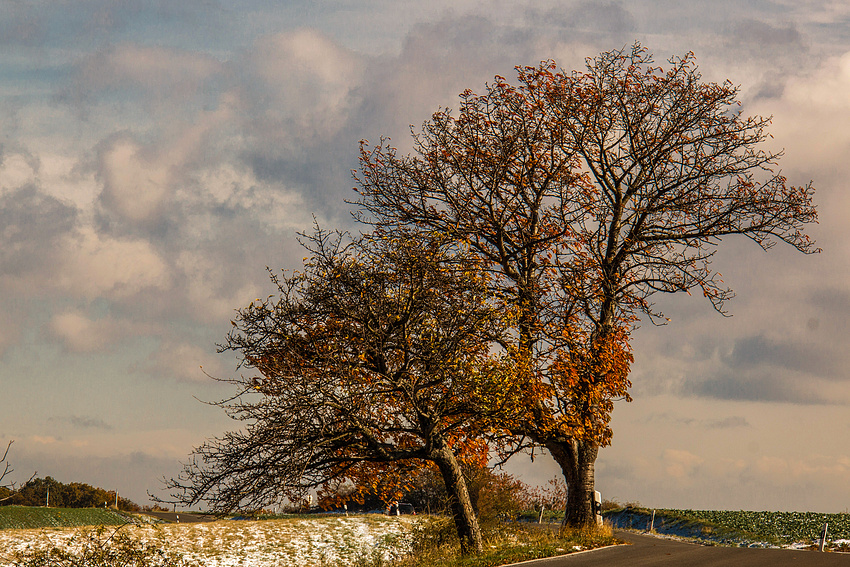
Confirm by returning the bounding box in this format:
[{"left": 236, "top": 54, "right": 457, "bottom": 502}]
[
  {"left": 164, "top": 231, "right": 513, "bottom": 555},
  {"left": 0, "top": 441, "right": 14, "bottom": 503},
  {"left": 0, "top": 441, "right": 35, "bottom": 504},
  {"left": 356, "top": 43, "right": 818, "bottom": 527}
]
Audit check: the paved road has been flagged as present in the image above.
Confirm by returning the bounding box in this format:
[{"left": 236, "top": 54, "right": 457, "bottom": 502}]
[
  {"left": 511, "top": 531, "right": 850, "bottom": 566},
  {"left": 137, "top": 511, "right": 218, "bottom": 523}
]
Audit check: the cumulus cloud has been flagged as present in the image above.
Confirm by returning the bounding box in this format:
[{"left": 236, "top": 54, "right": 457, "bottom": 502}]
[
  {"left": 57, "top": 227, "right": 171, "bottom": 300},
  {"left": 635, "top": 322, "right": 850, "bottom": 405},
  {"left": 47, "top": 311, "right": 142, "bottom": 353},
  {"left": 0, "top": 151, "right": 41, "bottom": 190},
  {"left": 173, "top": 250, "right": 262, "bottom": 324},
  {"left": 245, "top": 29, "right": 364, "bottom": 138},
  {"left": 94, "top": 96, "right": 236, "bottom": 231},
  {"left": 4, "top": 0, "right": 850, "bottom": 514},
  {"left": 96, "top": 136, "right": 171, "bottom": 226}
]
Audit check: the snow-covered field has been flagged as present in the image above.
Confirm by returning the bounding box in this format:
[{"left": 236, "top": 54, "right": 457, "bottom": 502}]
[{"left": 0, "top": 515, "right": 418, "bottom": 567}]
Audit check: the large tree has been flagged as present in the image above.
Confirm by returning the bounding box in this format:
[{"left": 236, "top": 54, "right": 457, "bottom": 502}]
[
  {"left": 355, "top": 44, "right": 818, "bottom": 527},
  {"left": 165, "top": 231, "right": 510, "bottom": 554}
]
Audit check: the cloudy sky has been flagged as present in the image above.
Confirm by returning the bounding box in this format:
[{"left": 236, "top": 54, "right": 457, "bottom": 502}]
[{"left": 1, "top": 0, "right": 849, "bottom": 512}]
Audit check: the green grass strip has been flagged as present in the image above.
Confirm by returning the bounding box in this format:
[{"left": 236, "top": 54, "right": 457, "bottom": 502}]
[{"left": 0, "top": 506, "right": 129, "bottom": 530}]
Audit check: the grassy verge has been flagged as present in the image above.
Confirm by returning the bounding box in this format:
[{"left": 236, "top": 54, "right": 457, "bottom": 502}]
[
  {"left": 0, "top": 507, "right": 130, "bottom": 530},
  {"left": 361, "top": 517, "right": 618, "bottom": 567}
]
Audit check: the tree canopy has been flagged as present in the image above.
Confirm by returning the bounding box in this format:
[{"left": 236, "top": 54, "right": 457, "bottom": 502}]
[
  {"left": 165, "top": 231, "right": 513, "bottom": 554},
  {"left": 169, "top": 43, "right": 819, "bottom": 545},
  {"left": 355, "top": 43, "right": 818, "bottom": 527}
]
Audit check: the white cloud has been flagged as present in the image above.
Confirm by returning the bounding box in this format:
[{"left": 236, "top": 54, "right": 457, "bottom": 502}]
[
  {"left": 57, "top": 227, "right": 171, "bottom": 299},
  {"left": 0, "top": 152, "right": 40, "bottom": 192},
  {"left": 48, "top": 311, "right": 134, "bottom": 353},
  {"left": 94, "top": 92, "right": 239, "bottom": 229},
  {"left": 751, "top": 51, "right": 850, "bottom": 172},
  {"left": 97, "top": 136, "right": 170, "bottom": 224},
  {"left": 243, "top": 29, "right": 365, "bottom": 145}
]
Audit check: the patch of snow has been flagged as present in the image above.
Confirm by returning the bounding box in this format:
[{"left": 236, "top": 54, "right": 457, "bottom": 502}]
[{"left": 0, "top": 515, "right": 418, "bottom": 567}]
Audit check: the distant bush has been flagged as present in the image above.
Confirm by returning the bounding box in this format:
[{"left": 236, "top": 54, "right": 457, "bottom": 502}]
[
  {"left": 140, "top": 504, "right": 170, "bottom": 513},
  {"left": 600, "top": 498, "right": 641, "bottom": 511},
  {"left": 1, "top": 477, "right": 141, "bottom": 511}
]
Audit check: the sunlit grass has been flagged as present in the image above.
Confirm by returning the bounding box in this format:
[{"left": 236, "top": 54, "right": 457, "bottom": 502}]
[{"left": 363, "top": 516, "right": 618, "bottom": 567}]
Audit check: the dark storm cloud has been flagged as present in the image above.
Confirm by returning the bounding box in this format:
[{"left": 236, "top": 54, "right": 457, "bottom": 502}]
[
  {"left": 684, "top": 372, "right": 835, "bottom": 405},
  {"left": 725, "top": 333, "right": 839, "bottom": 378},
  {"left": 660, "top": 324, "right": 850, "bottom": 405}
]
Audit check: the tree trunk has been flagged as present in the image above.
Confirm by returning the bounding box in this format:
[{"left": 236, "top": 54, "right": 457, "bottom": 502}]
[
  {"left": 431, "top": 441, "right": 483, "bottom": 555},
  {"left": 546, "top": 438, "right": 598, "bottom": 529}
]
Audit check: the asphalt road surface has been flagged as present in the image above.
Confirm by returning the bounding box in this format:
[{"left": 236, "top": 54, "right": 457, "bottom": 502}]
[
  {"left": 137, "top": 511, "right": 217, "bottom": 523},
  {"left": 512, "top": 531, "right": 850, "bottom": 566}
]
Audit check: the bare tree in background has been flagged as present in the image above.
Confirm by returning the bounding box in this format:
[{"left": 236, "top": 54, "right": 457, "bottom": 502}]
[{"left": 0, "top": 441, "right": 35, "bottom": 503}]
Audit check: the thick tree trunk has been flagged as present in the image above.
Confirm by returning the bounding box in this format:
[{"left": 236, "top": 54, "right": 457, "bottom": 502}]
[
  {"left": 546, "top": 438, "right": 599, "bottom": 529},
  {"left": 431, "top": 441, "right": 483, "bottom": 555}
]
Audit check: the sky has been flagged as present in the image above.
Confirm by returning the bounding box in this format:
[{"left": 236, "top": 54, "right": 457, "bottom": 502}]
[{"left": 1, "top": 0, "right": 849, "bottom": 513}]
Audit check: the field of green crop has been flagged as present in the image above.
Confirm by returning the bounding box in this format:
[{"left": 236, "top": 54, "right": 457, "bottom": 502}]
[
  {"left": 0, "top": 507, "right": 129, "bottom": 530},
  {"left": 662, "top": 509, "right": 849, "bottom": 544},
  {"left": 606, "top": 507, "right": 850, "bottom": 549}
]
